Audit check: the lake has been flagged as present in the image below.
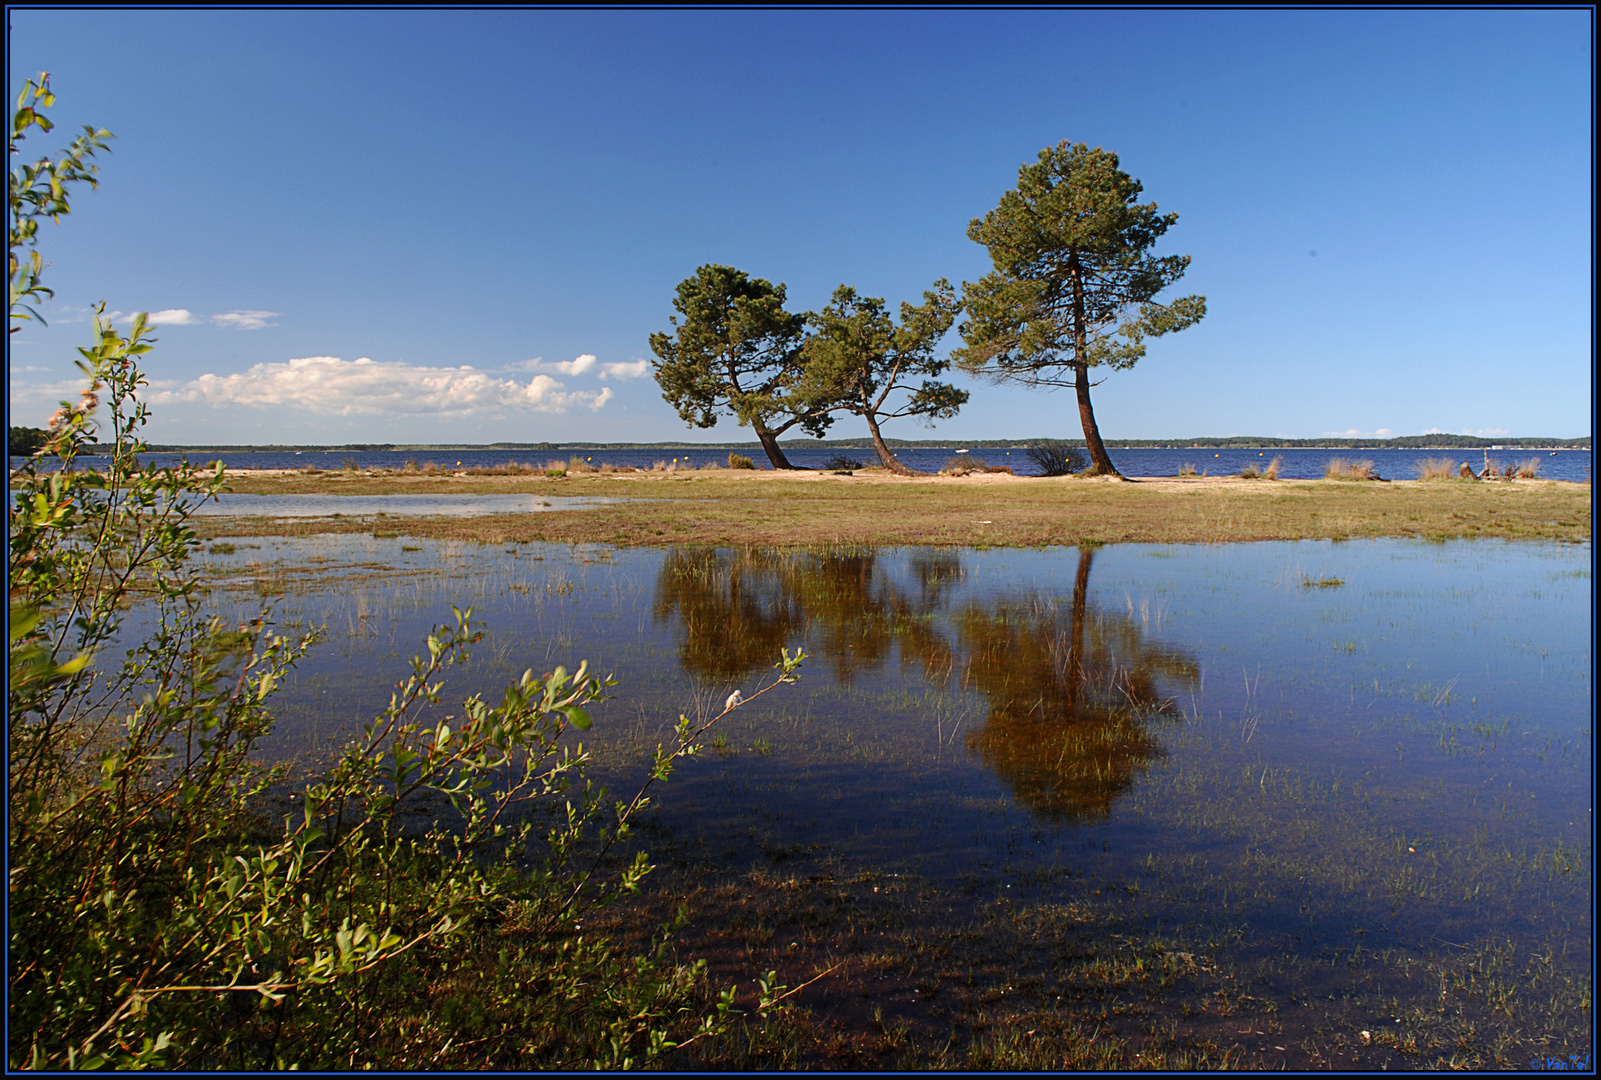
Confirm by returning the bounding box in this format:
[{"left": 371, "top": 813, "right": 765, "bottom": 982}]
[
  {"left": 186, "top": 535, "right": 1592, "bottom": 1067},
  {"left": 18, "top": 445, "right": 1594, "bottom": 482}
]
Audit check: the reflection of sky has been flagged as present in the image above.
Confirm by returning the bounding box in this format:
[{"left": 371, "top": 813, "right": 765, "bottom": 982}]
[{"left": 170, "top": 537, "right": 1591, "bottom": 979}]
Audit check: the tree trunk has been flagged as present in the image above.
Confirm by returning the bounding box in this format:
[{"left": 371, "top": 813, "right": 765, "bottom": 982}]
[
  {"left": 862, "top": 411, "right": 918, "bottom": 475},
  {"left": 753, "top": 425, "right": 798, "bottom": 470},
  {"left": 1068, "top": 256, "right": 1121, "bottom": 478},
  {"left": 1073, "top": 363, "right": 1120, "bottom": 477}
]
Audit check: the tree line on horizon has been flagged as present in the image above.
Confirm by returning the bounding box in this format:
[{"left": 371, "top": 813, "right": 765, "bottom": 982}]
[{"left": 648, "top": 142, "right": 1206, "bottom": 477}]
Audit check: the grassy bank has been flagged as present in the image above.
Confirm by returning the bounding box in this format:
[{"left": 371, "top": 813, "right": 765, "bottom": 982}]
[{"left": 204, "top": 469, "right": 1591, "bottom": 547}]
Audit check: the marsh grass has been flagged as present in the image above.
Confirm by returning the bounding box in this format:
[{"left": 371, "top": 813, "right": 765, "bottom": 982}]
[
  {"left": 1235, "top": 456, "right": 1281, "bottom": 480},
  {"left": 1325, "top": 457, "right": 1376, "bottom": 481},
  {"left": 205, "top": 471, "right": 1591, "bottom": 547},
  {"left": 1514, "top": 457, "right": 1543, "bottom": 479},
  {"left": 1413, "top": 457, "right": 1457, "bottom": 480}
]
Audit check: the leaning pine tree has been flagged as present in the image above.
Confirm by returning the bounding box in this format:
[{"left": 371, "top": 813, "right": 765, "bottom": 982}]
[
  {"left": 956, "top": 142, "right": 1206, "bottom": 477},
  {"left": 796, "top": 280, "right": 966, "bottom": 476},
  {"left": 649, "top": 264, "right": 833, "bottom": 469}
]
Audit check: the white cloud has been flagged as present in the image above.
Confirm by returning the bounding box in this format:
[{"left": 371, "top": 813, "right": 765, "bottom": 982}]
[
  {"left": 599, "top": 359, "right": 650, "bottom": 380},
  {"left": 1322, "top": 428, "right": 1395, "bottom": 438},
  {"left": 504, "top": 354, "right": 646, "bottom": 378},
  {"left": 153, "top": 355, "right": 614, "bottom": 416},
  {"left": 212, "top": 310, "right": 279, "bottom": 331},
  {"left": 552, "top": 353, "right": 597, "bottom": 376},
  {"left": 147, "top": 308, "right": 196, "bottom": 325}
]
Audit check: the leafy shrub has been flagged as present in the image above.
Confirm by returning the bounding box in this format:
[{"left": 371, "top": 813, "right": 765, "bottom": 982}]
[
  {"left": 728, "top": 452, "right": 756, "bottom": 469},
  {"left": 7, "top": 327, "right": 807, "bottom": 1067},
  {"left": 1022, "top": 439, "right": 1085, "bottom": 477},
  {"left": 823, "top": 455, "right": 864, "bottom": 471},
  {"left": 8, "top": 77, "right": 807, "bottom": 1071}
]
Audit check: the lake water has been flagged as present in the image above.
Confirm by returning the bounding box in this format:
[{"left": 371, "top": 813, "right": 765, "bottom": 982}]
[
  {"left": 18, "top": 445, "right": 1593, "bottom": 482},
  {"left": 184, "top": 536, "right": 1591, "bottom": 1064}
]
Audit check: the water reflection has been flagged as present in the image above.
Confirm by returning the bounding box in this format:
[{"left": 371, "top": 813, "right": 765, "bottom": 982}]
[
  {"left": 653, "top": 545, "right": 1197, "bottom": 821},
  {"left": 957, "top": 548, "right": 1199, "bottom": 821}
]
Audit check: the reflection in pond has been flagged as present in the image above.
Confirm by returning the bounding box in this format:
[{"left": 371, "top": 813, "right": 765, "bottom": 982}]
[
  {"left": 957, "top": 548, "right": 1199, "bottom": 821},
  {"left": 180, "top": 536, "right": 1590, "bottom": 1062},
  {"left": 654, "top": 549, "right": 964, "bottom": 684},
  {"left": 653, "top": 545, "right": 1196, "bottom": 821}
]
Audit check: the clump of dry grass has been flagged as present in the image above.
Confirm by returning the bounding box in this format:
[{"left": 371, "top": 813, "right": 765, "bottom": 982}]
[
  {"left": 461, "top": 460, "right": 539, "bottom": 476},
  {"left": 728, "top": 452, "right": 755, "bottom": 470},
  {"left": 940, "top": 456, "right": 1014, "bottom": 477},
  {"left": 598, "top": 462, "right": 636, "bottom": 474},
  {"left": 1414, "top": 457, "right": 1456, "bottom": 480},
  {"left": 1237, "top": 455, "right": 1283, "bottom": 480},
  {"left": 1514, "top": 457, "right": 1543, "bottom": 479},
  {"left": 1178, "top": 463, "right": 1201, "bottom": 478},
  {"left": 1325, "top": 457, "right": 1375, "bottom": 481}
]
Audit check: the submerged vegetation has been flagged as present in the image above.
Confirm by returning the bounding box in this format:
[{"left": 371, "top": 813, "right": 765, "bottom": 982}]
[{"left": 174, "top": 536, "right": 1593, "bottom": 1069}]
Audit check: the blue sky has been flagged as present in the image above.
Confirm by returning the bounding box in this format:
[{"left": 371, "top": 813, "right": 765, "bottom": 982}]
[{"left": 8, "top": 10, "right": 1592, "bottom": 443}]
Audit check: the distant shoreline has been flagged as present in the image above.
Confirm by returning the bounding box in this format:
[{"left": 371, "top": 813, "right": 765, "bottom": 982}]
[{"left": 95, "top": 435, "right": 1593, "bottom": 454}]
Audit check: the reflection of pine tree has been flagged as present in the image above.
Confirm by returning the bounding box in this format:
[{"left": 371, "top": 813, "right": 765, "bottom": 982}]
[
  {"left": 654, "top": 549, "right": 962, "bottom": 684},
  {"left": 652, "top": 545, "right": 1197, "bottom": 822},
  {"left": 958, "top": 548, "right": 1200, "bottom": 822},
  {"left": 653, "top": 549, "right": 803, "bottom": 680}
]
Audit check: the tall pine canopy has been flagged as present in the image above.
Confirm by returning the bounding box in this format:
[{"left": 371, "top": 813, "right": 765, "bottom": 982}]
[{"left": 956, "top": 143, "right": 1206, "bottom": 476}]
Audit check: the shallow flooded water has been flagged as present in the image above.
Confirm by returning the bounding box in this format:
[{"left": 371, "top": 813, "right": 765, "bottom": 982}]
[
  {"left": 190, "top": 536, "right": 1592, "bottom": 1064},
  {"left": 191, "top": 492, "right": 624, "bottom": 516}
]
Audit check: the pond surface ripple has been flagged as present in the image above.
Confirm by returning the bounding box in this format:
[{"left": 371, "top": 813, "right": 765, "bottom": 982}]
[{"left": 184, "top": 536, "right": 1591, "bottom": 1063}]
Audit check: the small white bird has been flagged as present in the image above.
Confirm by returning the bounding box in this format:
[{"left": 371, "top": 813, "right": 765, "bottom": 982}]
[{"left": 724, "top": 690, "right": 744, "bottom": 711}]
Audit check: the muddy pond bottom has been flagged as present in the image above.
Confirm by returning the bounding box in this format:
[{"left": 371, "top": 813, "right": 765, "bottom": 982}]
[{"left": 192, "top": 536, "right": 1592, "bottom": 1067}]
